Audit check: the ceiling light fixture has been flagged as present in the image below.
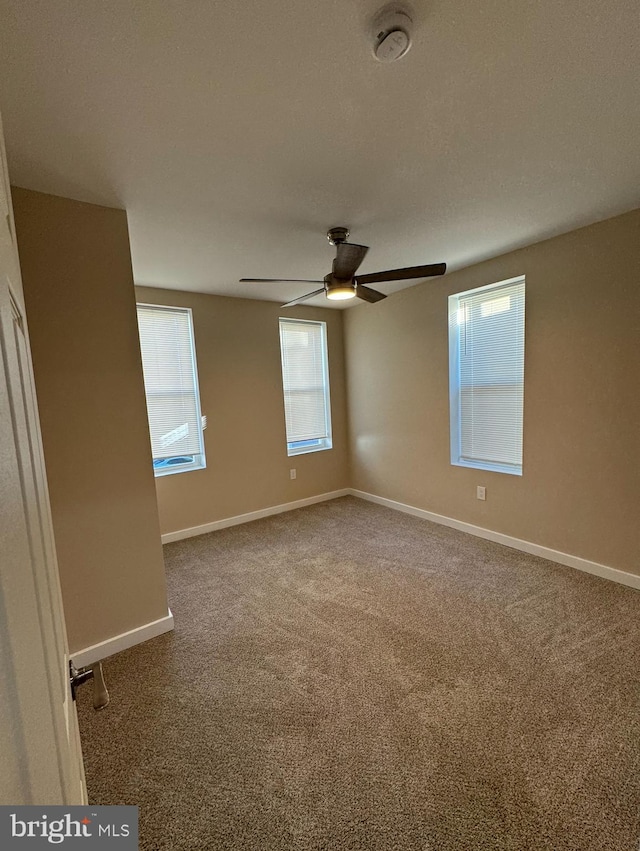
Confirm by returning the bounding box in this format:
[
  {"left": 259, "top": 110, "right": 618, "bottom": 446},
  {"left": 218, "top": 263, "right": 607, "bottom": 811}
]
[{"left": 326, "top": 285, "right": 356, "bottom": 301}]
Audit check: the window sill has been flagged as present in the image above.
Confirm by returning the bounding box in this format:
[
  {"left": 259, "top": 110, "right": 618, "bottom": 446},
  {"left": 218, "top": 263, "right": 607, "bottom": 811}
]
[
  {"left": 153, "top": 456, "right": 206, "bottom": 477},
  {"left": 287, "top": 442, "right": 332, "bottom": 457},
  {"left": 451, "top": 458, "right": 522, "bottom": 476}
]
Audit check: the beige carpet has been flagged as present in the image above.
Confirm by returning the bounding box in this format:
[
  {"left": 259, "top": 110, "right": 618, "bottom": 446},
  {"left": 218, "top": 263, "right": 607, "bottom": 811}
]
[{"left": 77, "top": 496, "right": 640, "bottom": 850}]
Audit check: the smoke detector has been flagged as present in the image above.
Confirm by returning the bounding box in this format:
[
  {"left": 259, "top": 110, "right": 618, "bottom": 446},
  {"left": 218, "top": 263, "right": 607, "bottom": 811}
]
[{"left": 371, "top": 5, "right": 413, "bottom": 63}]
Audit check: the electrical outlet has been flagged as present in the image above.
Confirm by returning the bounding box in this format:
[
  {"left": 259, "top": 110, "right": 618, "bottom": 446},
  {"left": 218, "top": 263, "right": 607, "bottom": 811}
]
[
  {"left": 290, "top": 469, "right": 296, "bottom": 480},
  {"left": 477, "top": 486, "right": 486, "bottom": 501}
]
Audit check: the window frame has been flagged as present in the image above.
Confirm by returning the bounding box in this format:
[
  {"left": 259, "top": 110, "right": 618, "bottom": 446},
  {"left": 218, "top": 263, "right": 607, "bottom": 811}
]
[
  {"left": 136, "top": 302, "right": 206, "bottom": 478},
  {"left": 448, "top": 275, "right": 525, "bottom": 477},
  {"left": 278, "top": 317, "right": 333, "bottom": 457}
]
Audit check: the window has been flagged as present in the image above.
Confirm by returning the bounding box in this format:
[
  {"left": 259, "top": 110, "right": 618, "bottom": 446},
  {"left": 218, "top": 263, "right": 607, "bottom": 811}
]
[
  {"left": 136, "top": 304, "right": 206, "bottom": 476},
  {"left": 279, "top": 318, "right": 332, "bottom": 456},
  {"left": 448, "top": 276, "right": 525, "bottom": 476}
]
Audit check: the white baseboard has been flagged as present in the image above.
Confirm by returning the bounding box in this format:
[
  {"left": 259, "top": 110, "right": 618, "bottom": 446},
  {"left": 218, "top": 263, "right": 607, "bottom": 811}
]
[
  {"left": 71, "top": 609, "right": 174, "bottom": 667},
  {"left": 161, "top": 489, "right": 351, "bottom": 544},
  {"left": 158, "top": 485, "right": 639, "bottom": 591},
  {"left": 350, "top": 489, "right": 640, "bottom": 591}
]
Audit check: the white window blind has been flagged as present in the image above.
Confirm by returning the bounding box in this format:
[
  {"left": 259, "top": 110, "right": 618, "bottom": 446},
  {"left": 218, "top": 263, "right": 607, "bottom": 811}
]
[
  {"left": 449, "top": 276, "right": 525, "bottom": 475},
  {"left": 279, "top": 318, "right": 332, "bottom": 454},
  {"left": 136, "top": 304, "right": 205, "bottom": 464}
]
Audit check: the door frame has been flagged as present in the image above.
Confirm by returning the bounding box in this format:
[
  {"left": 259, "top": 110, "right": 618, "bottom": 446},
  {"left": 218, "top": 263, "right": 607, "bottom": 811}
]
[{"left": 0, "top": 109, "right": 87, "bottom": 806}]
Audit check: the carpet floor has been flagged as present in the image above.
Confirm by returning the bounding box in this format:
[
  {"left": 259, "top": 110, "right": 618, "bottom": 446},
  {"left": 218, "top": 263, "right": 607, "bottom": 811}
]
[{"left": 77, "top": 496, "right": 640, "bottom": 850}]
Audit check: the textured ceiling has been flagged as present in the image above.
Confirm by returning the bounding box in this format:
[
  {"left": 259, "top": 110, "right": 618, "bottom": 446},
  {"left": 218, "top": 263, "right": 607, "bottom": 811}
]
[{"left": 1, "top": 0, "right": 639, "bottom": 308}]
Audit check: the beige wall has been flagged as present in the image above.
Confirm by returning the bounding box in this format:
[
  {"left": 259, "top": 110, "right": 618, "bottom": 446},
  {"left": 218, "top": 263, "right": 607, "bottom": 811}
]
[
  {"left": 135, "top": 287, "right": 350, "bottom": 536},
  {"left": 12, "top": 185, "right": 636, "bottom": 651},
  {"left": 345, "top": 210, "right": 640, "bottom": 575},
  {"left": 12, "top": 188, "right": 169, "bottom": 653}
]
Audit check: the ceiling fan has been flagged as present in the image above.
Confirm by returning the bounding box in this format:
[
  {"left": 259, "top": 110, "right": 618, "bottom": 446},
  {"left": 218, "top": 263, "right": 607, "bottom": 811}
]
[{"left": 240, "top": 227, "right": 447, "bottom": 307}]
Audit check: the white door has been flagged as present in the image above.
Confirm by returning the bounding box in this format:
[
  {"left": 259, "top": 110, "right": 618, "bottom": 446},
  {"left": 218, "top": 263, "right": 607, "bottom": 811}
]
[{"left": 0, "top": 111, "right": 87, "bottom": 805}]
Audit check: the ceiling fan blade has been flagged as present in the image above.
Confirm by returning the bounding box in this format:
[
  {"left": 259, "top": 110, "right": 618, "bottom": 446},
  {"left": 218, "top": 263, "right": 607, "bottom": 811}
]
[
  {"left": 333, "top": 243, "right": 369, "bottom": 280},
  {"left": 240, "top": 278, "right": 323, "bottom": 283},
  {"left": 355, "top": 285, "right": 387, "bottom": 303},
  {"left": 356, "top": 262, "right": 447, "bottom": 285},
  {"left": 281, "top": 288, "right": 326, "bottom": 308}
]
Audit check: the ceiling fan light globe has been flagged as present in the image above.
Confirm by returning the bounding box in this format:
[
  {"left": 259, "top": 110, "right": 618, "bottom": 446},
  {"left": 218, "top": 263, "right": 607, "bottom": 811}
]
[{"left": 326, "top": 287, "right": 356, "bottom": 300}]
